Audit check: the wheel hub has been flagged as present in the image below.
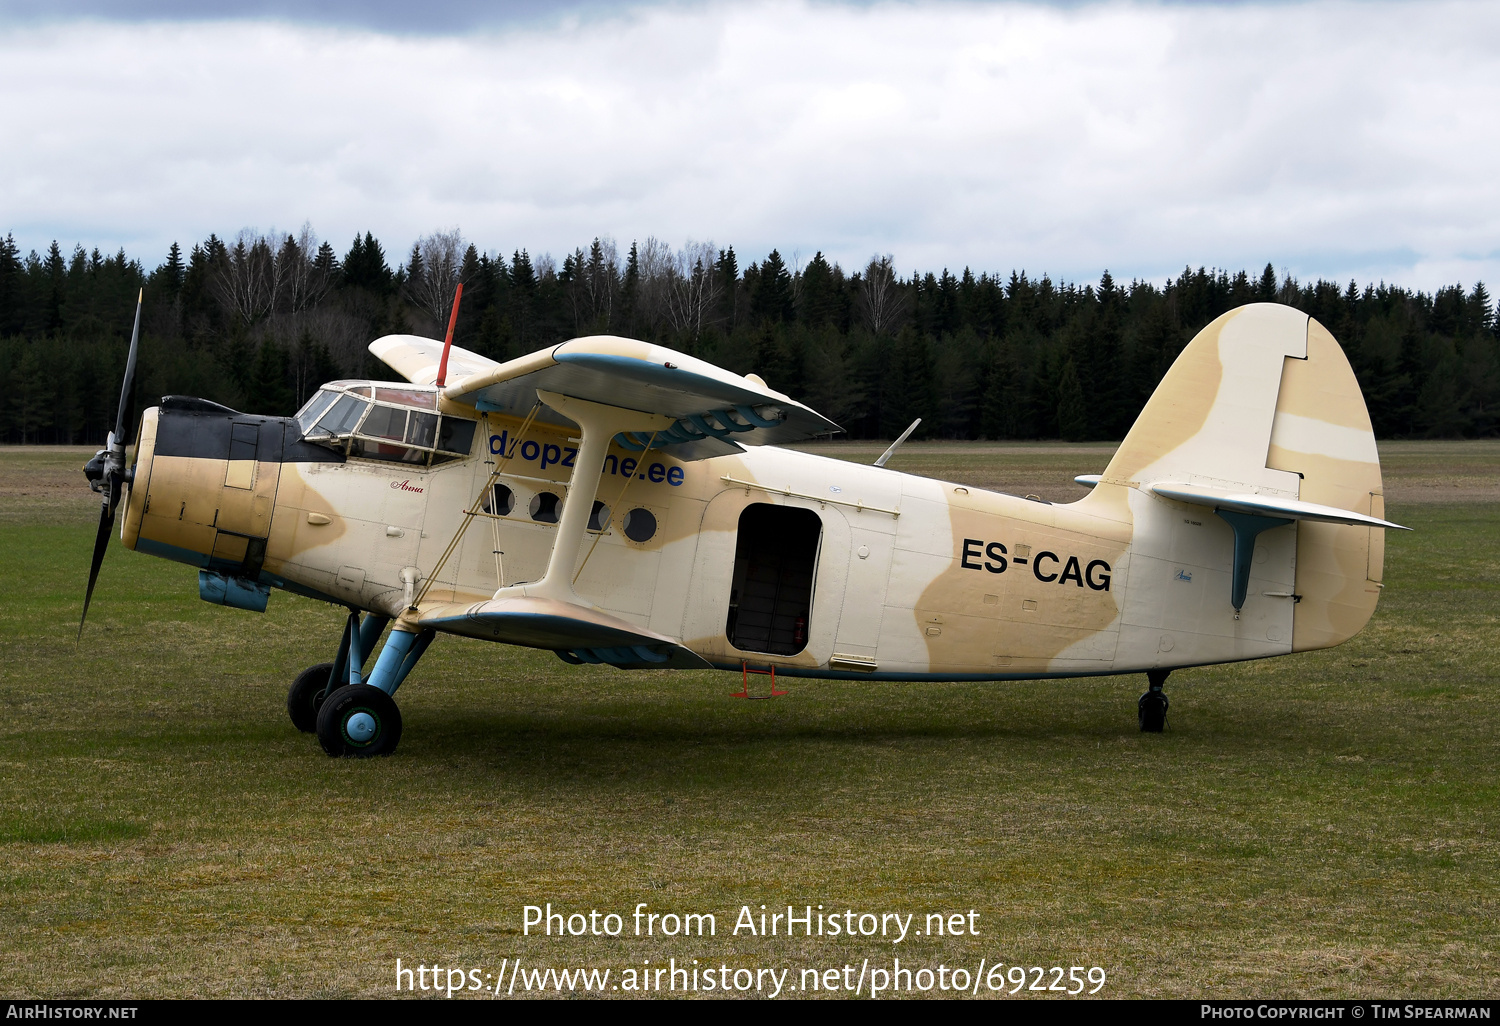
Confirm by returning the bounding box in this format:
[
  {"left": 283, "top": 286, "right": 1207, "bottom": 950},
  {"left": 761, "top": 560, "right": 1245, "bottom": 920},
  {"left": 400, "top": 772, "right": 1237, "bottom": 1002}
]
[{"left": 344, "top": 711, "right": 378, "bottom": 743}]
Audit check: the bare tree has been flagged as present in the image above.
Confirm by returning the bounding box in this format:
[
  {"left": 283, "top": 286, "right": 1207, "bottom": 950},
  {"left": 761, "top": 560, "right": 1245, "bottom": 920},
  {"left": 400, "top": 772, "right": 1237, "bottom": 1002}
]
[
  {"left": 563, "top": 237, "right": 621, "bottom": 334},
  {"left": 857, "top": 255, "right": 907, "bottom": 335},
  {"left": 215, "top": 224, "right": 340, "bottom": 326},
  {"left": 214, "top": 229, "right": 278, "bottom": 325},
  {"left": 664, "top": 239, "right": 722, "bottom": 346},
  {"left": 279, "top": 222, "right": 335, "bottom": 313},
  {"left": 582, "top": 237, "right": 618, "bottom": 329},
  {"left": 404, "top": 228, "right": 466, "bottom": 329},
  {"left": 634, "top": 236, "right": 675, "bottom": 331}
]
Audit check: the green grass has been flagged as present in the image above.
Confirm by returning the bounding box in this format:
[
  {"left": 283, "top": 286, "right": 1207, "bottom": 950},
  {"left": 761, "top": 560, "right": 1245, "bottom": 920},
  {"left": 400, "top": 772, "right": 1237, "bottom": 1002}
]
[{"left": 1, "top": 443, "right": 1497, "bottom": 998}]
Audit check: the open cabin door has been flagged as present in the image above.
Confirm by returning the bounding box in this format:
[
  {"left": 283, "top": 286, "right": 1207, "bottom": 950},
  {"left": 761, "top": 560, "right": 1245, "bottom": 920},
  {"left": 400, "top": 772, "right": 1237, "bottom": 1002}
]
[
  {"left": 681, "top": 492, "right": 848, "bottom": 665},
  {"left": 725, "top": 505, "right": 822, "bottom": 655}
]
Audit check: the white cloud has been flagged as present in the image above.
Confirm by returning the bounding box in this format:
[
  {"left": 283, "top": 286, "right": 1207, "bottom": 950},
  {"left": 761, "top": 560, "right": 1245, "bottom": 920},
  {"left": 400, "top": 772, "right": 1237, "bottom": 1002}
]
[{"left": 2, "top": 0, "right": 1498, "bottom": 290}]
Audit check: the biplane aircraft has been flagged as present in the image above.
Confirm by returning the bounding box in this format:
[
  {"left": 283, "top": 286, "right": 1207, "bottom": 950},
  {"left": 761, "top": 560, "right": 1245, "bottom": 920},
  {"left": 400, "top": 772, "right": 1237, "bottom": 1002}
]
[{"left": 82, "top": 298, "right": 1404, "bottom": 756}]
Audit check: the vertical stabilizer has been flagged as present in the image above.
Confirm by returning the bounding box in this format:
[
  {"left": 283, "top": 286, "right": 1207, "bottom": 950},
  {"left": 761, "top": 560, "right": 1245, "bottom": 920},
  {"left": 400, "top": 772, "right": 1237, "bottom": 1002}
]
[{"left": 1097, "top": 303, "right": 1386, "bottom": 655}]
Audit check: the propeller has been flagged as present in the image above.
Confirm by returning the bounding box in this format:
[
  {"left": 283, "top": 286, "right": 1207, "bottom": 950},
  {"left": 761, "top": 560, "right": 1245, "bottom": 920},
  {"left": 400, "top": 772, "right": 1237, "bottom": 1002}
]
[{"left": 79, "top": 288, "right": 144, "bottom": 638}]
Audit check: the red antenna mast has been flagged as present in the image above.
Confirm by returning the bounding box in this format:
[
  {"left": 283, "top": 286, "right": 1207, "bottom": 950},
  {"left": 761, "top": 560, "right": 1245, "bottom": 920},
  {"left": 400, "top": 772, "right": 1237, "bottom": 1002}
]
[{"left": 435, "top": 282, "right": 464, "bottom": 388}]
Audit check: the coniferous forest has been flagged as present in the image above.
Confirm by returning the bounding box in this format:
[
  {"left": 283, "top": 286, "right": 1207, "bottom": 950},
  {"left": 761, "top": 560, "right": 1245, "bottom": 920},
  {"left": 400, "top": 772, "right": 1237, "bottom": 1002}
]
[{"left": 1, "top": 226, "right": 1495, "bottom": 445}]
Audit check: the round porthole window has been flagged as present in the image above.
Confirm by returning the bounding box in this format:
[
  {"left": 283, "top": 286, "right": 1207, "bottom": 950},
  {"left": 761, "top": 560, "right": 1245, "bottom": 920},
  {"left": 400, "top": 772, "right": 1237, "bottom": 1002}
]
[
  {"left": 588, "top": 500, "right": 610, "bottom": 532},
  {"left": 485, "top": 483, "right": 514, "bottom": 516},
  {"left": 530, "top": 491, "right": 561, "bottom": 524},
  {"left": 622, "top": 507, "right": 657, "bottom": 543}
]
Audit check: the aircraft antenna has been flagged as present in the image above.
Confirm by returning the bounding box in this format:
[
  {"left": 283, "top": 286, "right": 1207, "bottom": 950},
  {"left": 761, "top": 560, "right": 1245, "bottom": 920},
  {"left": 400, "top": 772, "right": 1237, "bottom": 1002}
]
[
  {"left": 435, "top": 283, "right": 464, "bottom": 388},
  {"left": 874, "top": 417, "right": 921, "bottom": 467}
]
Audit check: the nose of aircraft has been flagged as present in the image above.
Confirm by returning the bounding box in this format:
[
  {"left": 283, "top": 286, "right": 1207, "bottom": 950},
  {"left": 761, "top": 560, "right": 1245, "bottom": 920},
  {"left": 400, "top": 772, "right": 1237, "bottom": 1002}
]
[{"left": 118, "top": 406, "right": 159, "bottom": 551}]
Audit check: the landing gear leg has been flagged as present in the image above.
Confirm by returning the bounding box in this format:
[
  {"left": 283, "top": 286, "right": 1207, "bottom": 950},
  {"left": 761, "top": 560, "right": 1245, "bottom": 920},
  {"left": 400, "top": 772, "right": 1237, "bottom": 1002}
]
[
  {"left": 315, "top": 626, "right": 435, "bottom": 758},
  {"left": 288, "top": 610, "right": 388, "bottom": 733},
  {"left": 1138, "top": 668, "right": 1170, "bottom": 733}
]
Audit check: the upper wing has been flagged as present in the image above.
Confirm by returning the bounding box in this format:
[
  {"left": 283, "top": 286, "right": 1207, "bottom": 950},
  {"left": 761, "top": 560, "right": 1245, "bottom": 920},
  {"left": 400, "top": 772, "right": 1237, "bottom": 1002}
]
[
  {"left": 368, "top": 335, "right": 502, "bottom": 386},
  {"left": 420, "top": 334, "right": 840, "bottom": 459}
]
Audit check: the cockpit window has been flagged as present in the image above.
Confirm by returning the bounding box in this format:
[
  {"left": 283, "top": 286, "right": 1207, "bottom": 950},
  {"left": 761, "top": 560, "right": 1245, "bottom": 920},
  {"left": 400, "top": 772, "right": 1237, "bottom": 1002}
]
[
  {"left": 437, "top": 417, "right": 476, "bottom": 456},
  {"left": 315, "top": 394, "right": 369, "bottom": 438},
  {"left": 295, "top": 390, "right": 338, "bottom": 434},
  {"left": 375, "top": 387, "right": 436, "bottom": 409},
  {"left": 299, "top": 380, "right": 477, "bottom": 467},
  {"left": 406, "top": 411, "right": 439, "bottom": 448},
  {"left": 360, "top": 404, "right": 407, "bottom": 442}
]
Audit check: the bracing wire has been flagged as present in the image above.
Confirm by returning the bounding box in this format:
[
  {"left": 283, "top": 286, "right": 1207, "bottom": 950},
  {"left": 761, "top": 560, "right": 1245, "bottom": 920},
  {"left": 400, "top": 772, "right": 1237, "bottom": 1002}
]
[
  {"left": 572, "top": 430, "right": 659, "bottom": 586},
  {"left": 413, "top": 401, "right": 543, "bottom": 608}
]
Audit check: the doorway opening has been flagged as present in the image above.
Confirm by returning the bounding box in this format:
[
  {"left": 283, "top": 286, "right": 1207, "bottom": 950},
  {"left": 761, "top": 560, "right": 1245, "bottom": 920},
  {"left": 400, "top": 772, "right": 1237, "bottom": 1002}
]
[{"left": 725, "top": 503, "right": 822, "bottom": 655}]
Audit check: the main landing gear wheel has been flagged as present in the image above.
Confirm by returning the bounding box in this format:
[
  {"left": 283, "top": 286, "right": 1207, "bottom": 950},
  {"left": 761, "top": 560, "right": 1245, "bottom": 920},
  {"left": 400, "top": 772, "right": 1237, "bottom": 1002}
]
[
  {"left": 1138, "top": 668, "right": 1170, "bottom": 733},
  {"left": 316, "top": 684, "right": 403, "bottom": 758},
  {"left": 287, "top": 662, "right": 334, "bottom": 733}
]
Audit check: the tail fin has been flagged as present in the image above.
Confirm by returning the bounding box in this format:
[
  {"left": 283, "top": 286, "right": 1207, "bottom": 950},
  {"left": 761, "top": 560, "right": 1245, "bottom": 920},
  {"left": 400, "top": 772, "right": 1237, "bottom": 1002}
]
[{"left": 1100, "top": 303, "right": 1386, "bottom": 651}]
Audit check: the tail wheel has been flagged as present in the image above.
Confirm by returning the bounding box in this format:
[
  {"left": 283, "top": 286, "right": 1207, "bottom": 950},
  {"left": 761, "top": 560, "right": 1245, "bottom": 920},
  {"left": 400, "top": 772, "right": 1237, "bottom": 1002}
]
[
  {"left": 316, "top": 684, "right": 403, "bottom": 758},
  {"left": 287, "top": 662, "right": 335, "bottom": 733},
  {"left": 1138, "top": 690, "right": 1169, "bottom": 733}
]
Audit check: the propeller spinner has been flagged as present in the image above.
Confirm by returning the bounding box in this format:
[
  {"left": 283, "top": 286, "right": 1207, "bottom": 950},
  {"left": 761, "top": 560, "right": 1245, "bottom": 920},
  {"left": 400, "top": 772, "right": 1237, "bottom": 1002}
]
[{"left": 79, "top": 288, "right": 144, "bottom": 638}]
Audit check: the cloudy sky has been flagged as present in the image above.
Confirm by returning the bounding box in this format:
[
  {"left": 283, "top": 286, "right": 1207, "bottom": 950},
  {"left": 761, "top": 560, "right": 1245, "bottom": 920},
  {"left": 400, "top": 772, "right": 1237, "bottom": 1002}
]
[{"left": 1, "top": 0, "right": 1497, "bottom": 290}]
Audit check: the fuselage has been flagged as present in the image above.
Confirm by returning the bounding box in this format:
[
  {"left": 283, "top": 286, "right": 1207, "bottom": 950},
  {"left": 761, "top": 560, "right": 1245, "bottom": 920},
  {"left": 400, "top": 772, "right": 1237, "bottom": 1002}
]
[{"left": 119, "top": 378, "right": 1382, "bottom": 682}]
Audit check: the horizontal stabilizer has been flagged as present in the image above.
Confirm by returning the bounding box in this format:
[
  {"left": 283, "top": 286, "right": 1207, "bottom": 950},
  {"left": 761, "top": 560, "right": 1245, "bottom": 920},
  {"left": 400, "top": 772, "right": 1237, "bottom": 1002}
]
[
  {"left": 419, "top": 595, "right": 713, "bottom": 670},
  {"left": 1150, "top": 482, "right": 1408, "bottom": 530},
  {"left": 1074, "top": 474, "right": 1102, "bottom": 488},
  {"left": 369, "top": 335, "right": 501, "bottom": 386}
]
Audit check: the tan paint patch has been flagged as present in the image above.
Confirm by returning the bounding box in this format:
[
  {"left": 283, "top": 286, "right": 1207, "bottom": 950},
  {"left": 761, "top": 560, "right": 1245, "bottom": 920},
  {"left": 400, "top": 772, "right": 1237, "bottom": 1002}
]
[
  {"left": 263, "top": 465, "right": 348, "bottom": 574},
  {"left": 1102, "top": 309, "right": 1230, "bottom": 484},
  {"left": 913, "top": 488, "right": 1130, "bottom": 672},
  {"left": 1281, "top": 319, "right": 1377, "bottom": 432}
]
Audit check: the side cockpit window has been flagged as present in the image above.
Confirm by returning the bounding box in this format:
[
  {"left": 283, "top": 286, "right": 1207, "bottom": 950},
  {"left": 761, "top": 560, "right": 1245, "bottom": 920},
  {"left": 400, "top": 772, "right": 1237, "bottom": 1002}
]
[
  {"left": 308, "top": 394, "right": 368, "bottom": 440},
  {"left": 299, "top": 382, "right": 476, "bottom": 467}
]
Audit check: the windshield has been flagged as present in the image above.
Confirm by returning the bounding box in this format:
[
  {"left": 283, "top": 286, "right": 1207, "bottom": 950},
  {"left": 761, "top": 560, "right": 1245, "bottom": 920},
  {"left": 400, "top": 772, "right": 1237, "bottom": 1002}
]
[{"left": 295, "top": 390, "right": 339, "bottom": 434}]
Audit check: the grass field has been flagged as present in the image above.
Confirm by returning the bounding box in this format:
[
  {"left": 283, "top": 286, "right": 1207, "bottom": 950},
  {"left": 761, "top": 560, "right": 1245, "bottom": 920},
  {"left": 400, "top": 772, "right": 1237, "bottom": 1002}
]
[{"left": 1, "top": 441, "right": 1497, "bottom": 999}]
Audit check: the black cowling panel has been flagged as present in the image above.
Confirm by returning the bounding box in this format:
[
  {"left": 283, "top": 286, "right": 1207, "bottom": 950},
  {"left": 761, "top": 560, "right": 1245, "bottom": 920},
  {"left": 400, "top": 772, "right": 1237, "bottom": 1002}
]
[{"left": 152, "top": 401, "right": 344, "bottom": 465}]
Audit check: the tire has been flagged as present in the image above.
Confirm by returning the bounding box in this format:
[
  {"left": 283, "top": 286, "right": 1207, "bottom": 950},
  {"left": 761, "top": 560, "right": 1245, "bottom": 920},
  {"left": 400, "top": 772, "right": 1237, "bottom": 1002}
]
[
  {"left": 1138, "top": 691, "right": 1169, "bottom": 733},
  {"left": 316, "top": 684, "right": 403, "bottom": 758},
  {"left": 287, "top": 662, "right": 335, "bottom": 733}
]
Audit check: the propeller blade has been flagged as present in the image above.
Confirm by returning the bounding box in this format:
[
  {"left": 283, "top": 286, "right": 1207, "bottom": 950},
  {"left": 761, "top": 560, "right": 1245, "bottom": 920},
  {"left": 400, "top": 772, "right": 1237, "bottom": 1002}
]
[
  {"left": 79, "top": 491, "right": 117, "bottom": 640},
  {"left": 80, "top": 288, "right": 142, "bottom": 639},
  {"left": 113, "top": 289, "right": 144, "bottom": 447}
]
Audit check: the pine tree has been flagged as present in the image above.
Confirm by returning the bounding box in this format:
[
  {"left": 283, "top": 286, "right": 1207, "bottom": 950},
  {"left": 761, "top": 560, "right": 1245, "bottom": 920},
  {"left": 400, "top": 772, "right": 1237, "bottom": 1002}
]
[
  {"left": 343, "top": 232, "right": 391, "bottom": 293},
  {"left": 162, "top": 242, "right": 185, "bottom": 293},
  {"left": 44, "top": 241, "right": 65, "bottom": 334},
  {"left": 798, "top": 252, "right": 837, "bottom": 328},
  {"left": 1056, "top": 358, "right": 1088, "bottom": 441},
  {"left": 715, "top": 247, "right": 739, "bottom": 330},
  {"left": 619, "top": 241, "right": 640, "bottom": 334},
  {"left": 0, "top": 233, "right": 21, "bottom": 336},
  {"left": 752, "top": 250, "right": 794, "bottom": 324}
]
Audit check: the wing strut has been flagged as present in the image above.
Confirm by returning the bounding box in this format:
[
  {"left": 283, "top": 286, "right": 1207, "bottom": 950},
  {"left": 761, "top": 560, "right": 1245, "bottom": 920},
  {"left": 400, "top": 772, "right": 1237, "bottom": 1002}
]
[{"left": 497, "top": 390, "right": 672, "bottom": 605}]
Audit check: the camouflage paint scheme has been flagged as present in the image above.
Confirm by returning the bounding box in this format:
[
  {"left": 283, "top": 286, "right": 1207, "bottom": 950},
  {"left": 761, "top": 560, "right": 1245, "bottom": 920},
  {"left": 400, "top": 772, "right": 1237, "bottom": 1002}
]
[{"left": 117, "top": 303, "right": 1390, "bottom": 682}]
